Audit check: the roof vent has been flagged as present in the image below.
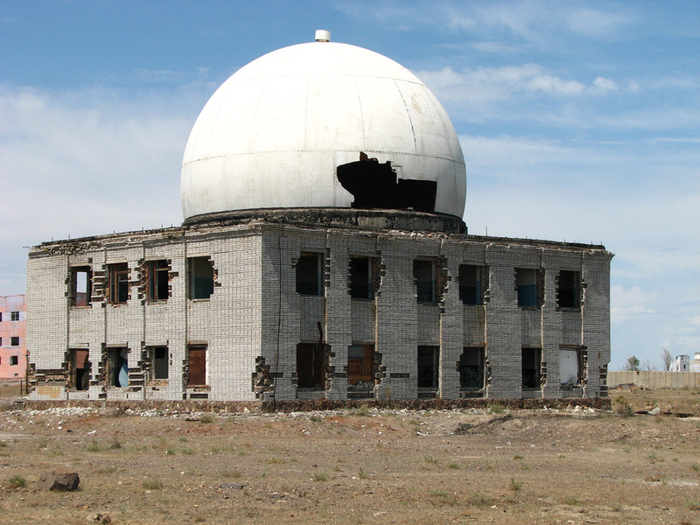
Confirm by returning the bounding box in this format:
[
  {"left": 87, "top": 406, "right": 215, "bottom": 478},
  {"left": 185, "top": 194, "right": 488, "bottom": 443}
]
[{"left": 315, "top": 30, "right": 331, "bottom": 42}]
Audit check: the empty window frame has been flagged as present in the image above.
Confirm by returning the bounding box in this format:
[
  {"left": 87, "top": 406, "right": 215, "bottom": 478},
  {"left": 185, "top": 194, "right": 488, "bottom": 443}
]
[
  {"left": 349, "top": 256, "right": 377, "bottom": 299},
  {"left": 70, "top": 266, "right": 92, "bottom": 306},
  {"left": 70, "top": 349, "right": 90, "bottom": 391},
  {"left": 414, "top": 259, "right": 436, "bottom": 303},
  {"left": 147, "top": 260, "right": 170, "bottom": 301},
  {"left": 151, "top": 346, "right": 169, "bottom": 380},
  {"left": 559, "top": 347, "right": 581, "bottom": 385},
  {"left": 522, "top": 347, "right": 542, "bottom": 389},
  {"left": 11, "top": 337, "right": 19, "bottom": 346},
  {"left": 187, "top": 345, "right": 207, "bottom": 386},
  {"left": 296, "top": 252, "right": 323, "bottom": 296},
  {"left": 348, "top": 344, "right": 374, "bottom": 384},
  {"left": 459, "top": 265, "right": 487, "bottom": 305},
  {"left": 557, "top": 270, "right": 581, "bottom": 309},
  {"left": 417, "top": 346, "right": 439, "bottom": 388},
  {"left": 516, "top": 268, "right": 541, "bottom": 307},
  {"left": 11, "top": 311, "right": 20, "bottom": 321},
  {"left": 459, "top": 347, "right": 485, "bottom": 390},
  {"left": 189, "top": 257, "right": 214, "bottom": 299},
  {"left": 108, "top": 263, "right": 130, "bottom": 304},
  {"left": 296, "top": 343, "right": 325, "bottom": 389},
  {"left": 10, "top": 356, "right": 19, "bottom": 366},
  {"left": 107, "top": 348, "right": 129, "bottom": 387}
]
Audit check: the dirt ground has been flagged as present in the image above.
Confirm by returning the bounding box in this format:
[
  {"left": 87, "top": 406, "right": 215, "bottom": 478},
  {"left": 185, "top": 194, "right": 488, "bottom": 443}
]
[{"left": 0, "top": 384, "right": 699, "bottom": 525}]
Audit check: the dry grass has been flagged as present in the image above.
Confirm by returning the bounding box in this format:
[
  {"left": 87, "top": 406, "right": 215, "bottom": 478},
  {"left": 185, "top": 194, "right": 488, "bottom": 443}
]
[{"left": 0, "top": 388, "right": 698, "bottom": 523}]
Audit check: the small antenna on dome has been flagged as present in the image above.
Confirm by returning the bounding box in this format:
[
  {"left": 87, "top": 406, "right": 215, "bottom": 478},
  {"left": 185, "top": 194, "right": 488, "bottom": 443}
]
[{"left": 315, "top": 30, "right": 331, "bottom": 42}]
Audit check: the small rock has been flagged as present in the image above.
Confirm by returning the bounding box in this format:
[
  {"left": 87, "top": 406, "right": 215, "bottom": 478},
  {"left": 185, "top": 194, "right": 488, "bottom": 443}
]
[
  {"left": 649, "top": 407, "right": 661, "bottom": 415},
  {"left": 38, "top": 467, "right": 80, "bottom": 491},
  {"left": 220, "top": 482, "right": 247, "bottom": 490}
]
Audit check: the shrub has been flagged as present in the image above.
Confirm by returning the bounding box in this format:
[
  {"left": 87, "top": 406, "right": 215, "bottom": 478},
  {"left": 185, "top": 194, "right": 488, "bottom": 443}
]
[
  {"left": 200, "top": 414, "right": 214, "bottom": 424},
  {"left": 312, "top": 471, "right": 328, "bottom": 482},
  {"left": 509, "top": 478, "right": 522, "bottom": 491},
  {"left": 142, "top": 478, "right": 163, "bottom": 490},
  {"left": 7, "top": 475, "right": 26, "bottom": 489}
]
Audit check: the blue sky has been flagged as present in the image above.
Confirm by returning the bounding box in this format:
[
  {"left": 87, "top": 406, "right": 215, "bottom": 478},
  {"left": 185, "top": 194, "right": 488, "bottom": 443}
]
[{"left": 1, "top": 0, "right": 698, "bottom": 371}]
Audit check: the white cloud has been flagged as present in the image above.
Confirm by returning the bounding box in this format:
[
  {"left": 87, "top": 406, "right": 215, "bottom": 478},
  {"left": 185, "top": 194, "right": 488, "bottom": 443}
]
[
  {"left": 611, "top": 285, "right": 655, "bottom": 324},
  {"left": 0, "top": 84, "right": 206, "bottom": 294},
  {"left": 590, "top": 76, "right": 617, "bottom": 94}
]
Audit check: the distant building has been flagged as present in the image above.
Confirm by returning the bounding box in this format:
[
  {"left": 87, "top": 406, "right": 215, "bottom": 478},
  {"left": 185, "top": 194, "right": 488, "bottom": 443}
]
[
  {"left": 670, "top": 355, "right": 690, "bottom": 372},
  {"left": 26, "top": 31, "right": 612, "bottom": 403},
  {"left": 0, "top": 295, "right": 27, "bottom": 380}
]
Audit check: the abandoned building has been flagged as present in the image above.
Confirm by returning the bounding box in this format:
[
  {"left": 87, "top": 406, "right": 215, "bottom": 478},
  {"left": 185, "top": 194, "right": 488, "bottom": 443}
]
[{"left": 26, "top": 31, "right": 612, "bottom": 403}]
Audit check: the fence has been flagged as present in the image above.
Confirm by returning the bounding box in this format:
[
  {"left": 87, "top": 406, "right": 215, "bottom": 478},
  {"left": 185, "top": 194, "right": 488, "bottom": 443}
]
[{"left": 608, "top": 371, "right": 700, "bottom": 389}]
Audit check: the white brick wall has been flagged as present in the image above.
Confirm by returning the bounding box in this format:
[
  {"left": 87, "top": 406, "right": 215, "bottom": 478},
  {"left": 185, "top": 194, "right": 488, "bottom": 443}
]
[{"left": 27, "top": 221, "right": 612, "bottom": 402}]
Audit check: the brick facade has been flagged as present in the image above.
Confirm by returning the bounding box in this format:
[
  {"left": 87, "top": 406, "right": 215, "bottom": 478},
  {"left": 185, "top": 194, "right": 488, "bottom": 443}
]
[{"left": 26, "top": 217, "right": 612, "bottom": 402}]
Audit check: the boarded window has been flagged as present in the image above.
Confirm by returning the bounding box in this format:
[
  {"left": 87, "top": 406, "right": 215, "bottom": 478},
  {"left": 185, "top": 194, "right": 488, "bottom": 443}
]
[
  {"left": 189, "top": 257, "right": 214, "bottom": 299},
  {"left": 459, "top": 347, "right": 485, "bottom": 389},
  {"left": 296, "top": 343, "right": 325, "bottom": 389},
  {"left": 348, "top": 344, "right": 374, "bottom": 384},
  {"left": 188, "top": 345, "right": 207, "bottom": 386},
  {"left": 417, "top": 346, "right": 439, "bottom": 388},
  {"left": 459, "top": 265, "right": 487, "bottom": 305},
  {"left": 152, "top": 346, "right": 169, "bottom": 380},
  {"left": 70, "top": 266, "right": 92, "bottom": 306},
  {"left": 71, "top": 349, "right": 90, "bottom": 391},
  {"left": 558, "top": 270, "right": 581, "bottom": 309},
  {"left": 414, "top": 260, "right": 436, "bottom": 303},
  {"left": 107, "top": 348, "right": 129, "bottom": 387},
  {"left": 108, "top": 263, "right": 129, "bottom": 304},
  {"left": 516, "top": 268, "right": 541, "bottom": 307},
  {"left": 147, "top": 260, "right": 170, "bottom": 301},
  {"left": 559, "top": 348, "right": 580, "bottom": 385},
  {"left": 522, "top": 347, "right": 542, "bottom": 389},
  {"left": 349, "top": 257, "right": 376, "bottom": 299},
  {"left": 296, "top": 253, "right": 323, "bottom": 296}
]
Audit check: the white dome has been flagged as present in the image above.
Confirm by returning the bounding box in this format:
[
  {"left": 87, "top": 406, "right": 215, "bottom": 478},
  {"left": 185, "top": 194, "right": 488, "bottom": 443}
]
[{"left": 181, "top": 34, "right": 466, "bottom": 220}]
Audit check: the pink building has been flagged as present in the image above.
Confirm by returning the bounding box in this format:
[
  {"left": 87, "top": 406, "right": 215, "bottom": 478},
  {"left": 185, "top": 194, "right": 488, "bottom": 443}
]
[{"left": 0, "top": 295, "right": 26, "bottom": 380}]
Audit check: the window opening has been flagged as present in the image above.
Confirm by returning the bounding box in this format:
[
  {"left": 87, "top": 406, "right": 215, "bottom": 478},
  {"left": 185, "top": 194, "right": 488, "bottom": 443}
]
[
  {"left": 147, "top": 260, "right": 170, "bottom": 301},
  {"left": 414, "top": 260, "right": 436, "bottom": 303},
  {"left": 296, "top": 342, "right": 325, "bottom": 389},
  {"left": 558, "top": 270, "right": 580, "bottom": 308},
  {"left": 559, "top": 348, "right": 580, "bottom": 385},
  {"left": 348, "top": 344, "right": 374, "bottom": 385},
  {"left": 108, "top": 263, "right": 129, "bottom": 304},
  {"left": 459, "top": 347, "right": 485, "bottom": 389},
  {"left": 152, "top": 346, "right": 169, "bottom": 380},
  {"left": 417, "top": 346, "right": 439, "bottom": 388},
  {"left": 188, "top": 345, "right": 207, "bottom": 386},
  {"left": 516, "top": 268, "right": 540, "bottom": 307},
  {"left": 459, "top": 265, "right": 487, "bottom": 305},
  {"left": 11, "top": 337, "right": 19, "bottom": 346},
  {"left": 189, "top": 257, "right": 214, "bottom": 299},
  {"left": 71, "top": 349, "right": 90, "bottom": 391},
  {"left": 11, "top": 311, "right": 20, "bottom": 321},
  {"left": 349, "top": 257, "right": 375, "bottom": 299},
  {"left": 107, "top": 348, "right": 129, "bottom": 387},
  {"left": 70, "top": 266, "right": 92, "bottom": 306},
  {"left": 522, "top": 347, "right": 542, "bottom": 389},
  {"left": 296, "top": 253, "right": 323, "bottom": 296},
  {"left": 10, "top": 356, "right": 19, "bottom": 366}
]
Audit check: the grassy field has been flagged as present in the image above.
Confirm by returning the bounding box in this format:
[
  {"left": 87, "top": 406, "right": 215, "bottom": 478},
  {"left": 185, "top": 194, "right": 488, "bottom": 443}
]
[{"left": 0, "top": 385, "right": 698, "bottom": 524}]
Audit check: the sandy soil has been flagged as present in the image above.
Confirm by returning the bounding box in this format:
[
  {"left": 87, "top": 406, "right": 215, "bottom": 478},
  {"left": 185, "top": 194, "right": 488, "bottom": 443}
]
[{"left": 0, "top": 386, "right": 699, "bottom": 525}]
